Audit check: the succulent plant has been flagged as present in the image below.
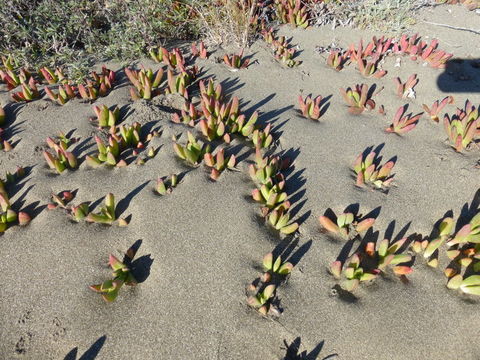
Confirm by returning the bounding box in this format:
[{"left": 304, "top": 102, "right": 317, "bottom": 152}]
[
  {"left": 326, "top": 50, "right": 349, "bottom": 71},
  {"left": 353, "top": 149, "right": 395, "bottom": 189},
  {"left": 77, "top": 83, "right": 99, "bottom": 101},
  {"left": 70, "top": 203, "right": 90, "bottom": 222},
  {"left": 48, "top": 190, "right": 75, "bottom": 210},
  {"left": 356, "top": 57, "right": 386, "bottom": 78},
  {"left": 43, "top": 135, "right": 78, "bottom": 173},
  {"left": 273, "top": 40, "right": 301, "bottom": 67},
  {"left": 118, "top": 122, "right": 143, "bottom": 148},
  {"left": 447, "top": 213, "right": 480, "bottom": 247},
  {"left": 191, "top": 41, "right": 208, "bottom": 59},
  {"left": 443, "top": 100, "right": 479, "bottom": 152},
  {"left": 423, "top": 96, "right": 454, "bottom": 122},
  {"left": 248, "top": 148, "right": 289, "bottom": 187},
  {"left": 275, "top": 0, "right": 309, "bottom": 28},
  {"left": 447, "top": 274, "right": 480, "bottom": 296},
  {"left": 298, "top": 95, "right": 325, "bottom": 120},
  {"left": 203, "top": 148, "right": 236, "bottom": 181},
  {"left": 0, "top": 187, "right": 30, "bottom": 231},
  {"left": 340, "top": 84, "right": 376, "bottom": 114},
  {"left": 385, "top": 105, "right": 422, "bottom": 134},
  {"left": 44, "top": 84, "right": 77, "bottom": 105},
  {"left": 173, "top": 132, "right": 211, "bottom": 166},
  {"left": 319, "top": 211, "right": 375, "bottom": 240},
  {"left": 411, "top": 217, "right": 454, "bottom": 267},
  {"left": 77, "top": 66, "right": 115, "bottom": 100},
  {"left": 223, "top": 50, "right": 250, "bottom": 70},
  {"left": 252, "top": 181, "right": 287, "bottom": 210},
  {"left": 268, "top": 209, "right": 299, "bottom": 234},
  {"left": 263, "top": 252, "right": 293, "bottom": 275},
  {"left": 199, "top": 79, "right": 223, "bottom": 102},
  {"left": 86, "top": 193, "right": 116, "bottom": 225},
  {"left": 125, "top": 67, "right": 164, "bottom": 100},
  {"left": 90, "top": 253, "right": 137, "bottom": 302},
  {"left": 86, "top": 135, "right": 122, "bottom": 168},
  {"left": 92, "top": 105, "right": 120, "bottom": 128},
  {"left": 39, "top": 66, "right": 67, "bottom": 85},
  {"left": 251, "top": 124, "right": 273, "bottom": 149},
  {"left": 11, "top": 78, "right": 40, "bottom": 102},
  {"left": 0, "top": 67, "right": 31, "bottom": 90},
  {"left": 228, "top": 110, "right": 258, "bottom": 138},
  {"left": 164, "top": 69, "right": 191, "bottom": 98},
  {"left": 330, "top": 254, "right": 379, "bottom": 292},
  {"left": 149, "top": 47, "right": 185, "bottom": 69},
  {"left": 171, "top": 101, "right": 200, "bottom": 126},
  {"left": 394, "top": 74, "right": 418, "bottom": 99},
  {"left": 155, "top": 174, "right": 178, "bottom": 195},
  {"left": 246, "top": 283, "right": 277, "bottom": 315},
  {"left": 369, "top": 238, "right": 413, "bottom": 275}
]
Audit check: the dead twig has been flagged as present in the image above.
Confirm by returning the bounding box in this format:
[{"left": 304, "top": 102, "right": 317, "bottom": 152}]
[{"left": 423, "top": 20, "right": 480, "bottom": 35}]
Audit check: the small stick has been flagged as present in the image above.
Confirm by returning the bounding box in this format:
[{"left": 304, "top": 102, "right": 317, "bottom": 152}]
[{"left": 423, "top": 20, "right": 480, "bottom": 35}]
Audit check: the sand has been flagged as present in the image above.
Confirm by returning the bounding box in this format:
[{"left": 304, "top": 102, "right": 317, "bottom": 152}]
[{"left": 0, "top": 4, "right": 480, "bottom": 359}]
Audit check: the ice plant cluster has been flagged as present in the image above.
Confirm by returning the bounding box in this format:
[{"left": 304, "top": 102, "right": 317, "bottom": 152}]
[
  {"left": 90, "top": 250, "right": 138, "bottom": 302},
  {"left": 92, "top": 105, "right": 120, "bottom": 128},
  {"left": 87, "top": 122, "right": 146, "bottom": 168},
  {"left": 340, "top": 84, "right": 377, "bottom": 114},
  {"left": 249, "top": 148, "right": 298, "bottom": 235},
  {"left": 86, "top": 193, "right": 118, "bottom": 225},
  {"left": 223, "top": 50, "right": 250, "bottom": 70},
  {"left": 326, "top": 34, "right": 453, "bottom": 73},
  {"left": 125, "top": 67, "right": 164, "bottom": 100},
  {"left": 0, "top": 177, "right": 31, "bottom": 232},
  {"left": 394, "top": 74, "right": 418, "bottom": 99},
  {"left": 173, "top": 131, "right": 211, "bottom": 166},
  {"left": 423, "top": 96, "right": 454, "bottom": 122},
  {"left": 43, "top": 134, "right": 78, "bottom": 173},
  {"left": 77, "top": 66, "right": 115, "bottom": 101},
  {"left": 149, "top": 47, "right": 185, "bottom": 70},
  {"left": 191, "top": 41, "right": 208, "bottom": 59},
  {"left": 331, "top": 237, "right": 413, "bottom": 292},
  {"left": 297, "top": 94, "right": 327, "bottom": 121},
  {"left": 247, "top": 252, "right": 293, "bottom": 316},
  {"left": 11, "top": 77, "right": 40, "bottom": 102},
  {"left": 262, "top": 28, "right": 301, "bottom": 67},
  {"left": 353, "top": 149, "right": 396, "bottom": 189},
  {"left": 45, "top": 84, "right": 76, "bottom": 105},
  {"left": 443, "top": 100, "right": 479, "bottom": 152},
  {"left": 319, "top": 210, "right": 375, "bottom": 240},
  {"left": 155, "top": 174, "right": 178, "bottom": 195},
  {"left": 385, "top": 105, "right": 422, "bottom": 135},
  {"left": 274, "top": 0, "right": 309, "bottom": 28},
  {"left": 204, "top": 148, "right": 236, "bottom": 181}
]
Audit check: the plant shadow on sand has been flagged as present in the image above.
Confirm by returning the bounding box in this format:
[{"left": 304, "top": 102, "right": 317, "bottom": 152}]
[
  {"left": 123, "top": 239, "right": 154, "bottom": 283},
  {"left": 282, "top": 336, "right": 338, "bottom": 360},
  {"left": 64, "top": 335, "right": 106, "bottom": 360}
]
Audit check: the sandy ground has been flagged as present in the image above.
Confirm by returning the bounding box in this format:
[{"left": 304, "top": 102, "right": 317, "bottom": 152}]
[{"left": 0, "top": 4, "right": 480, "bottom": 360}]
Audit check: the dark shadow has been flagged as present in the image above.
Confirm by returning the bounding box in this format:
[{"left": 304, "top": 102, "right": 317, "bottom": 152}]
[
  {"left": 64, "top": 335, "right": 106, "bottom": 360},
  {"left": 116, "top": 181, "right": 150, "bottom": 217},
  {"left": 123, "top": 239, "right": 154, "bottom": 283},
  {"left": 72, "top": 137, "right": 95, "bottom": 160},
  {"left": 19, "top": 201, "right": 46, "bottom": 220},
  {"left": 457, "top": 188, "right": 480, "bottom": 231},
  {"left": 437, "top": 58, "right": 480, "bottom": 93},
  {"left": 220, "top": 77, "right": 245, "bottom": 97},
  {"left": 283, "top": 337, "right": 338, "bottom": 360}
]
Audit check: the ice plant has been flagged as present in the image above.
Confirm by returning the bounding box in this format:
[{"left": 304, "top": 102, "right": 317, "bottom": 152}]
[
  {"left": 89, "top": 252, "right": 137, "bottom": 302},
  {"left": 0, "top": 106, "right": 5, "bottom": 126},
  {"left": 125, "top": 67, "right": 164, "bottom": 100},
  {"left": 155, "top": 174, "right": 178, "bottom": 195},
  {"left": 353, "top": 150, "right": 395, "bottom": 189},
  {"left": 340, "top": 84, "right": 376, "bottom": 114},
  {"left": 268, "top": 209, "right": 298, "bottom": 234},
  {"left": 394, "top": 74, "right": 418, "bottom": 99},
  {"left": 44, "top": 84, "right": 76, "bottom": 105},
  {"left": 413, "top": 217, "right": 454, "bottom": 266},
  {"left": 275, "top": 0, "right": 309, "bottom": 28},
  {"left": 423, "top": 96, "right": 454, "bottom": 122},
  {"left": 43, "top": 136, "right": 78, "bottom": 173},
  {"left": 369, "top": 238, "right": 413, "bottom": 275},
  {"left": 92, "top": 105, "right": 120, "bottom": 128},
  {"left": 447, "top": 213, "right": 480, "bottom": 248},
  {"left": 86, "top": 135, "right": 122, "bottom": 168},
  {"left": 252, "top": 182, "right": 287, "bottom": 210},
  {"left": 77, "top": 66, "right": 115, "bottom": 100},
  {"left": 330, "top": 254, "right": 379, "bottom": 292},
  {"left": 319, "top": 211, "right": 375, "bottom": 240},
  {"left": 38, "top": 66, "right": 67, "bottom": 85},
  {"left": 326, "top": 50, "right": 349, "bottom": 71},
  {"left": 164, "top": 69, "right": 190, "bottom": 98},
  {"left": 11, "top": 78, "right": 40, "bottom": 102},
  {"left": 173, "top": 132, "right": 211, "bottom": 166},
  {"left": 0, "top": 67, "right": 31, "bottom": 90},
  {"left": 203, "top": 148, "right": 236, "bottom": 181},
  {"left": 443, "top": 100, "right": 479, "bottom": 152},
  {"left": 149, "top": 47, "right": 185, "bottom": 69},
  {"left": 263, "top": 252, "right": 293, "bottom": 275},
  {"left": 246, "top": 283, "right": 277, "bottom": 315},
  {"left": 356, "top": 57, "right": 387, "bottom": 78},
  {"left": 298, "top": 95, "right": 325, "bottom": 120},
  {"left": 118, "top": 122, "right": 143, "bottom": 148},
  {"left": 171, "top": 101, "right": 200, "bottom": 126},
  {"left": 86, "top": 193, "right": 116, "bottom": 225},
  {"left": 223, "top": 50, "right": 250, "bottom": 70},
  {"left": 228, "top": 110, "right": 258, "bottom": 137},
  {"left": 447, "top": 274, "right": 480, "bottom": 296},
  {"left": 191, "top": 41, "right": 208, "bottom": 59},
  {"left": 251, "top": 124, "right": 273, "bottom": 149},
  {"left": 199, "top": 79, "right": 223, "bottom": 102},
  {"left": 70, "top": 203, "right": 90, "bottom": 222},
  {"left": 385, "top": 105, "right": 422, "bottom": 134},
  {"left": 48, "top": 190, "right": 75, "bottom": 210}
]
